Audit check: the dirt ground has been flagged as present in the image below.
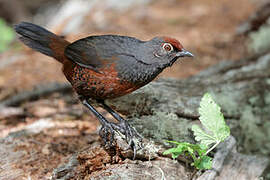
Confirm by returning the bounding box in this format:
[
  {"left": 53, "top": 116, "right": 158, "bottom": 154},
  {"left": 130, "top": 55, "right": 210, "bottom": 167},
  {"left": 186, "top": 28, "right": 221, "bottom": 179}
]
[{"left": 0, "top": 0, "right": 261, "bottom": 178}]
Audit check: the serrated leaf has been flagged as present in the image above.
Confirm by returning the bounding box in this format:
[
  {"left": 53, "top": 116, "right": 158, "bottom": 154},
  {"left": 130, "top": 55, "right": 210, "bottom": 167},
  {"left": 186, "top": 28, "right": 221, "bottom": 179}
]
[
  {"left": 198, "top": 144, "right": 208, "bottom": 151},
  {"left": 197, "top": 93, "right": 230, "bottom": 142},
  {"left": 163, "top": 145, "right": 186, "bottom": 159},
  {"left": 164, "top": 142, "right": 209, "bottom": 162},
  {"left": 163, "top": 93, "right": 231, "bottom": 170},
  {"left": 171, "top": 152, "right": 182, "bottom": 159},
  {"left": 192, "top": 125, "right": 216, "bottom": 146},
  {"left": 194, "top": 155, "right": 212, "bottom": 170},
  {"left": 186, "top": 146, "right": 194, "bottom": 154},
  {"left": 163, "top": 147, "right": 183, "bottom": 155},
  {"left": 195, "top": 144, "right": 208, "bottom": 156}
]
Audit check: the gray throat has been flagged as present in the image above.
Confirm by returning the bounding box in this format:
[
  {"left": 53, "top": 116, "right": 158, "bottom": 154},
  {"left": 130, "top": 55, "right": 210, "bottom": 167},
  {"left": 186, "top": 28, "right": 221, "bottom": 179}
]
[{"left": 116, "top": 60, "right": 164, "bottom": 84}]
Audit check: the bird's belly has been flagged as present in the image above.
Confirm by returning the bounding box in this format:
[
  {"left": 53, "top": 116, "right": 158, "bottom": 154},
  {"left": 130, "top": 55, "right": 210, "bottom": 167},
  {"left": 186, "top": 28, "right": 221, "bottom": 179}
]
[{"left": 65, "top": 63, "right": 141, "bottom": 99}]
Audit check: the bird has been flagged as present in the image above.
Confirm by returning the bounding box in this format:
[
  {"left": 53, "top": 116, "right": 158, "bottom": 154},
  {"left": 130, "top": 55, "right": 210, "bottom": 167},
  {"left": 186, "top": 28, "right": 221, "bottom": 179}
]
[{"left": 14, "top": 22, "right": 194, "bottom": 157}]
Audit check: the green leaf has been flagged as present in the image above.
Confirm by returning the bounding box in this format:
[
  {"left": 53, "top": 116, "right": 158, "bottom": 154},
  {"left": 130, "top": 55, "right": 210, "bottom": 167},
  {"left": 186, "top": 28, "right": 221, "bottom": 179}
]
[
  {"left": 163, "top": 93, "right": 231, "bottom": 170},
  {"left": 194, "top": 155, "right": 212, "bottom": 170},
  {"left": 192, "top": 125, "right": 216, "bottom": 147},
  {"left": 198, "top": 144, "right": 208, "bottom": 151},
  {"left": 194, "top": 144, "right": 208, "bottom": 156},
  {"left": 163, "top": 147, "right": 183, "bottom": 155},
  {"left": 163, "top": 142, "right": 206, "bottom": 160},
  {"left": 192, "top": 93, "right": 230, "bottom": 146},
  {"left": 0, "top": 18, "right": 15, "bottom": 52},
  {"left": 171, "top": 152, "right": 182, "bottom": 159},
  {"left": 163, "top": 146, "right": 185, "bottom": 159}
]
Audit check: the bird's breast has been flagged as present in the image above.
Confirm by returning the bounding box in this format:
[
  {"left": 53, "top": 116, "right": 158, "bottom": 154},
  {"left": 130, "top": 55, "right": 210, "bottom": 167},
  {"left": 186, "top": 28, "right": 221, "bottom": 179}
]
[{"left": 62, "top": 61, "right": 143, "bottom": 99}]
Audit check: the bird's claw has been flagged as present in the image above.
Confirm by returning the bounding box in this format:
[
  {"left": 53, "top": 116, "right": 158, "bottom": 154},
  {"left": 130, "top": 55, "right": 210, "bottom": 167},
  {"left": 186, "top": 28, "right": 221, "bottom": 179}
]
[
  {"left": 117, "top": 121, "right": 142, "bottom": 142},
  {"left": 99, "top": 121, "right": 115, "bottom": 147},
  {"left": 98, "top": 120, "right": 143, "bottom": 159},
  {"left": 116, "top": 121, "right": 143, "bottom": 159}
]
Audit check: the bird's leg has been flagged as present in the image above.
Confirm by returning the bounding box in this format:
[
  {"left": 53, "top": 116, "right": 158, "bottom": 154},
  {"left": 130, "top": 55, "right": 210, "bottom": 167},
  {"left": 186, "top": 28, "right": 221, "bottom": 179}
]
[
  {"left": 81, "top": 99, "right": 118, "bottom": 146},
  {"left": 98, "top": 100, "right": 143, "bottom": 153}
]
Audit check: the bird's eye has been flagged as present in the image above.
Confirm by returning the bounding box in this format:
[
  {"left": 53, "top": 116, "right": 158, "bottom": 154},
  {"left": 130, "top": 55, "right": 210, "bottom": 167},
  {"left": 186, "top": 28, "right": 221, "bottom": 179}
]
[{"left": 162, "top": 43, "right": 173, "bottom": 52}]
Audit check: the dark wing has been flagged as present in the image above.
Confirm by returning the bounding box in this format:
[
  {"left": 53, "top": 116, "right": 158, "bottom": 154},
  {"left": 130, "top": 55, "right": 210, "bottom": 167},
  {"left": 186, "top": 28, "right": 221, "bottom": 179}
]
[{"left": 64, "top": 35, "right": 142, "bottom": 70}]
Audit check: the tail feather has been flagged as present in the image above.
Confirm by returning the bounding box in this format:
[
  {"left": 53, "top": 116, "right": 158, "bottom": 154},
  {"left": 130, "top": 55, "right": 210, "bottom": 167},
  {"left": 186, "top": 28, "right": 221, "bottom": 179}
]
[{"left": 14, "top": 22, "right": 70, "bottom": 63}]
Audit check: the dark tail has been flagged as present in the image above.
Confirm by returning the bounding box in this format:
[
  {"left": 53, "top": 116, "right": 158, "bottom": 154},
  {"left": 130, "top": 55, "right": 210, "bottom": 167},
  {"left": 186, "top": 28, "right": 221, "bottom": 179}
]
[{"left": 14, "top": 22, "right": 70, "bottom": 63}]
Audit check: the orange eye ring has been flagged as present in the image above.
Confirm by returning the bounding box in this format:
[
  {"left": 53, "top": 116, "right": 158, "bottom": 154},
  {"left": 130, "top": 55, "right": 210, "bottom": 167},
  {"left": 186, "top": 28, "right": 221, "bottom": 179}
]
[{"left": 162, "top": 43, "right": 173, "bottom": 52}]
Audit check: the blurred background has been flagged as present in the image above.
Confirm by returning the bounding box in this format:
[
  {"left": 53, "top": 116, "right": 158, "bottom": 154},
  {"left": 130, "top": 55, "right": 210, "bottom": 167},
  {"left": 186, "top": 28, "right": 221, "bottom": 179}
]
[
  {"left": 0, "top": 0, "right": 259, "bottom": 91},
  {"left": 1, "top": 0, "right": 270, "bottom": 178},
  {"left": 1, "top": 0, "right": 270, "bottom": 143}
]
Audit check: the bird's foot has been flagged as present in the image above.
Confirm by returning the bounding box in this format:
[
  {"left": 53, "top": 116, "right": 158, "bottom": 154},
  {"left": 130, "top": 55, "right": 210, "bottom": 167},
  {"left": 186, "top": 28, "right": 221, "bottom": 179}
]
[
  {"left": 116, "top": 121, "right": 143, "bottom": 147},
  {"left": 114, "top": 120, "right": 143, "bottom": 159},
  {"left": 99, "top": 121, "right": 116, "bottom": 147},
  {"left": 98, "top": 120, "right": 143, "bottom": 159},
  {"left": 82, "top": 99, "right": 142, "bottom": 159}
]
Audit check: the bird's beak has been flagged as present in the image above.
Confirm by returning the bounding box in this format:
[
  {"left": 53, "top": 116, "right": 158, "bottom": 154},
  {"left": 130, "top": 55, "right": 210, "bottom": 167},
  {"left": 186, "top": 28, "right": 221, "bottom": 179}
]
[{"left": 176, "top": 49, "right": 194, "bottom": 58}]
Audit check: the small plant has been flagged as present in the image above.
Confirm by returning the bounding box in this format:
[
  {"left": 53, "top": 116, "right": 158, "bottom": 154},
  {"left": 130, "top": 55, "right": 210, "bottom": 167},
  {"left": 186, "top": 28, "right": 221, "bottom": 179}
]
[
  {"left": 163, "top": 93, "right": 230, "bottom": 170},
  {"left": 0, "top": 18, "right": 15, "bottom": 53}
]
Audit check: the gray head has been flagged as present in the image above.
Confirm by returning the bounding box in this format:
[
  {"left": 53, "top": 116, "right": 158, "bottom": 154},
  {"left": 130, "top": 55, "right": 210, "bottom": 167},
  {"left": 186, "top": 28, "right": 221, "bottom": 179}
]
[
  {"left": 134, "top": 36, "right": 193, "bottom": 68},
  {"left": 116, "top": 36, "right": 193, "bottom": 83}
]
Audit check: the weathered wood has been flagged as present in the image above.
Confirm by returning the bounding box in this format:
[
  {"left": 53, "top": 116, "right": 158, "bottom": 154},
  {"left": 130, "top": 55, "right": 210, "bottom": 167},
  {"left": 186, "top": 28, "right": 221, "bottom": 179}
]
[
  {"left": 1, "top": 51, "right": 270, "bottom": 179},
  {"left": 107, "top": 53, "right": 270, "bottom": 153},
  {"left": 197, "top": 136, "right": 268, "bottom": 180}
]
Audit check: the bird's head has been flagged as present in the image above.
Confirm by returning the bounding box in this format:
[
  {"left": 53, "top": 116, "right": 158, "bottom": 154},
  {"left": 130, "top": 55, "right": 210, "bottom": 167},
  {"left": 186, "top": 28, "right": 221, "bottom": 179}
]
[{"left": 137, "top": 36, "right": 194, "bottom": 67}]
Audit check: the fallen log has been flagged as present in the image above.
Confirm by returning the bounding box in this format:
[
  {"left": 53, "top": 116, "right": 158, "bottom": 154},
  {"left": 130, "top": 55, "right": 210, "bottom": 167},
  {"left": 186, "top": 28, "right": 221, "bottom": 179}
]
[{"left": 1, "top": 52, "right": 270, "bottom": 179}]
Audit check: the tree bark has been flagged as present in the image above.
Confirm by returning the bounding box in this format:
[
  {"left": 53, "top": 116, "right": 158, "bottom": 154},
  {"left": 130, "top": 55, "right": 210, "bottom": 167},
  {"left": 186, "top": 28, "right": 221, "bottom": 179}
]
[{"left": 1, "top": 52, "right": 270, "bottom": 179}]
